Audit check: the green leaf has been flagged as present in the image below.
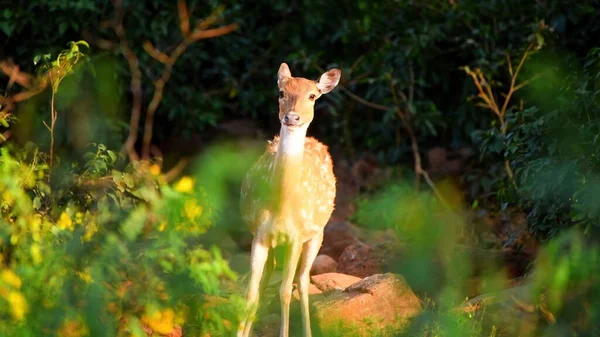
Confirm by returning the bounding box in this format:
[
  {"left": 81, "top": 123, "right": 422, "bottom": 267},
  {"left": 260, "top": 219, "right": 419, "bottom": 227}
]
[
  {"left": 74, "top": 40, "right": 90, "bottom": 49},
  {"left": 0, "top": 22, "right": 13, "bottom": 36},
  {"left": 33, "top": 197, "right": 42, "bottom": 210},
  {"left": 127, "top": 316, "right": 146, "bottom": 337},
  {"left": 107, "top": 150, "right": 117, "bottom": 163},
  {"left": 93, "top": 160, "right": 107, "bottom": 173},
  {"left": 121, "top": 208, "right": 147, "bottom": 241}
]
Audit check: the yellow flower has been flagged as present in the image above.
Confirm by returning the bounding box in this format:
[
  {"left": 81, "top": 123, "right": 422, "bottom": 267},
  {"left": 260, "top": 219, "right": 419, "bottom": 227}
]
[
  {"left": 74, "top": 212, "right": 84, "bottom": 224},
  {"left": 1, "top": 269, "right": 22, "bottom": 289},
  {"left": 7, "top": 291, "right": 28, "bottom": 320},
  {"left": 82, "top": 222, "right": 98, "bottom": 242},
  {"left": 174, "top": 176, "right": 195, "bottom": 193},
  {"left": 57, "top": 212, "right": 74, "bottom": 231},
  {"left": 30, "top": 214, "right": 43, "bottom": 242},
  {"left": 1, "top": 190, "right": 14, "bottom": 207},
  {"left": 31, "top": 244, "right": 42, "bottom": 265},
  {"left": 76, "top": 268, "right": 93, "bottom": 284},
  {"left": 149, "top": 164, "right": 161, "bottom": 176},
  {"left": 183, "top": 199, "right": 203, "bottom": 221},
  {"left": 158, "top": 222, "right": 166, "bottom": 232},
  {"left": 141, "top": 308, "right": 176, "bottom": 335}
]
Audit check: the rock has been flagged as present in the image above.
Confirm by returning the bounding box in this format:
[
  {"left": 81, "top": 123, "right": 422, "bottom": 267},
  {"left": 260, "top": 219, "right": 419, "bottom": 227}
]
[
  {"left": 337, "top": 242, "right": 386, "bottom": 278},
  {"left": 427, "top": 146, "right": 472, "bottom": 178},
  {"left": 427, "top": 147, "right": 448, "bottom": 169},
  {"left": 319, "top": 220, "right": 359, "bottom": 261},
  {"left": 311, "top": 272, "right": 362, "bottom": 292},
  {"left": 331, "top": 159, "right": 360, "bottom": 219},
  {"left": 350, "top": 155, "right": 387, "bottom": 192},
  {"left": 292, "top": 283, "right": 323, "bottom": 300},
  {"left": 313, "top": 273, "right": 422, "bottom": 336},
  {"left": 310, "top": 254, "right": 337, "bottom": 275}
]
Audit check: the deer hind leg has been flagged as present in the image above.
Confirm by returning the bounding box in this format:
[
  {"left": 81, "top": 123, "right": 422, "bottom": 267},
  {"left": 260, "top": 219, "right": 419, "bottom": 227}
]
[
  {"left": 297, "top": 232, "right": 323, "bottom": 337},
  {"left": 258, "top": 249, "right": 275, "bottom": 305},
  {"left": 279, "top": 240, "right": 303, "bottom": 337},
  {"left": 238, "top": 239, "right": 270, "bottom": 337}
]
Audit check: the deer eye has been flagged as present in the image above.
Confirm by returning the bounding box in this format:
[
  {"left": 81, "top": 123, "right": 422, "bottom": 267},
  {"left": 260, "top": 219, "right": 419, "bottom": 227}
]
[
  {"left": 309, "top": 94, "right": 316, "bottom": 101},
  {"left": 278, "top": 90, "right": 285, "bottom": 99}
]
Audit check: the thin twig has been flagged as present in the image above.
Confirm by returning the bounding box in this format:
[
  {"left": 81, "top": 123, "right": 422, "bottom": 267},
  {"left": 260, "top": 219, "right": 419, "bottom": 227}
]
[
  {"left": 142, "top": 41, "right": 169, "bottom": 64},
  {"left": 113, "top": 0, "right": 142, "bottom": 162},
  {"left": 464, "top": 43, "right": 539, "bottom": 189},
  {"left": 338, "top": 86, "right": 391, "bottom": 111},
  {"left": 0, "top": 61, "right": 33, "bottom": 89},
  {"left": 178, "top": 0, "right": 190, "bottom": 36},
  {"left": 137, "top": 1, "right": 238, "bottom": 160},
  {"left": 408, "top": 62, "right": 414, "bottom": 107},
  {"left": 48, "top": 91, "right": 56, "bottom": 170},
  {"left": 163, "top": 157, "right": 190, "bottom": 182},
  {"left": 140, "top": 38, "right": 193, "bottom": 160},
  {"left": 349, "top": 55, "right": 364, "bottom": 74},
  {"left": 499, "top": 44, "right": 534, "bottom": 119},
  {"left": 0, "top": 131, "right": 11, "bottom": 144},
  {"left": 311, "top": 57, "right": 452, "bottom": 207},
  {"left": 390, "top": 79, "right": 422, "bottom": 191}
]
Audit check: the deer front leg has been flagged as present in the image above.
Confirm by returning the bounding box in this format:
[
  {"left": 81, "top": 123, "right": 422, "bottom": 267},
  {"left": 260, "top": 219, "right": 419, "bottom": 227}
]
[
  {"left": 297, "top": 232, "right": 323, "bottom": 337},
  {"left": 238, "top": 239, "right": 270, "bottom": 337},
  {"left": 279, "top": 240, "right": 303, "bottom": 337}
]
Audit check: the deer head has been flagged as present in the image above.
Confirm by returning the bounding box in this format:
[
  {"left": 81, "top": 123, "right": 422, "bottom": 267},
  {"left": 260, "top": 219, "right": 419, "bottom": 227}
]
[{"left": 276, "top": 63, "right": 341, "bottom": 131}]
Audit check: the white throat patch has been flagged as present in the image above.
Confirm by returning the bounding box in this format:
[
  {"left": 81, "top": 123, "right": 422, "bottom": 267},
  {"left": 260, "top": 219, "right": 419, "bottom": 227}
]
[{"left": 278, "top": 123, "right": 308, "bottom": 156}]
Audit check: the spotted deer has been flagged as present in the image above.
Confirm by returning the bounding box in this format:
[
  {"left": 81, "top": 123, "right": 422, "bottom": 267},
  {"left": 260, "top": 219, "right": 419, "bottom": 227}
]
[{"left": 237, "top": 63, "right": 341, "bottom": 337}]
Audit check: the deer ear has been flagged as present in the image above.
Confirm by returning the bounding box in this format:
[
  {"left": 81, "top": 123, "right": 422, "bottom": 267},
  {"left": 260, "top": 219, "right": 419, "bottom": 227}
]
[
  {"left": 278, "top": 63, "right": 292, "bottom": 86},
  {"left": 317, "top": 68, "right": 341, "bottom": 94}
]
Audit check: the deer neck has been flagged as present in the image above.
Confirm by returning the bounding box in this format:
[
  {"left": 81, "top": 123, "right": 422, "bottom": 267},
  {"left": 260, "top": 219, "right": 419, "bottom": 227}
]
[{"left": 272, "top": 123, "right": 308, "bottom": 214}]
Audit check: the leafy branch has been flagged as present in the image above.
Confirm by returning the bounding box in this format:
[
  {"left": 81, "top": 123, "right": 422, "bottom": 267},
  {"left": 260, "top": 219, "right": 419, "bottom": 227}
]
[
  {"left": 310, "top": 59, "right": 452, "bottom": 210},
  {"left": 108, "top": 0, "right": 238, "bottom": 178},
  {"left": 37, "top": 41, "right": 89, "bottom": 171},
  {"left": 1, "top": 1, "right": 238, "bottom": 184},
  {"left": 462, "top": 43, "right": 543, "bottom": 188}
]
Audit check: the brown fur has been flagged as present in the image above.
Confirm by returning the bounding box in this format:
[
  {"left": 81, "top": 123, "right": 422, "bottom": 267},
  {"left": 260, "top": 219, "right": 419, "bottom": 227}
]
[
  {"left": 237, "top": 62, "right": 341, "bottom": 337},
  {"left": 277, "top": 77, "right": 321, "bottom": 124},
  {"left": 240, "top": 135, "right": 336, "bottom": 242}
]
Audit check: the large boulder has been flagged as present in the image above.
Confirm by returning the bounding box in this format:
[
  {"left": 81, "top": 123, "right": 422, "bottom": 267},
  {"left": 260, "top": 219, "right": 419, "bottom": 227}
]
[
  {"left": 311, "top": 272, "right": 362, "bottom": 292},
  {"left": 337, "top": 242, "right": 387, "bottom": 278},
  {"left": 313, "top": 273, "right": 422, "bottom": 336},
  {"left": 310, "top": 254, "right": 337, "bottom": 275},
  {"left": 292, "top": 283, "right": 323, "bottom": 301},
  {"left": 319, "top": 220, "right": 359, "bottom": 261}
]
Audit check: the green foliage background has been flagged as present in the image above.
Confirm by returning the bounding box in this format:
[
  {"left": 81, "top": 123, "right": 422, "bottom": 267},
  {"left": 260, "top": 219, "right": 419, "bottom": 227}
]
[
  {"left": 2, "top": 0, "right": 600, "bottom": 336},
  {"left": 3, "top": 0, "right": 600, "bottom": 238}
]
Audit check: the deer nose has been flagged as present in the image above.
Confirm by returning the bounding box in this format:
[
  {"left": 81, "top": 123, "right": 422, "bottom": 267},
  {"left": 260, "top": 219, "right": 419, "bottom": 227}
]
[{"left": 283, "top": 113, "right": 301, "bottom": 126}]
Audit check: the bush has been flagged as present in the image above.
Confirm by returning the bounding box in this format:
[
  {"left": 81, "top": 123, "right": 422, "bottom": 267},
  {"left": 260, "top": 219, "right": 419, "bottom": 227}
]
[
  {"left": 0, "top": 40, "right": 243, "bottom": 337},
  {"left": 0, "top": 139, "right": 245, "bottom": 336}
]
